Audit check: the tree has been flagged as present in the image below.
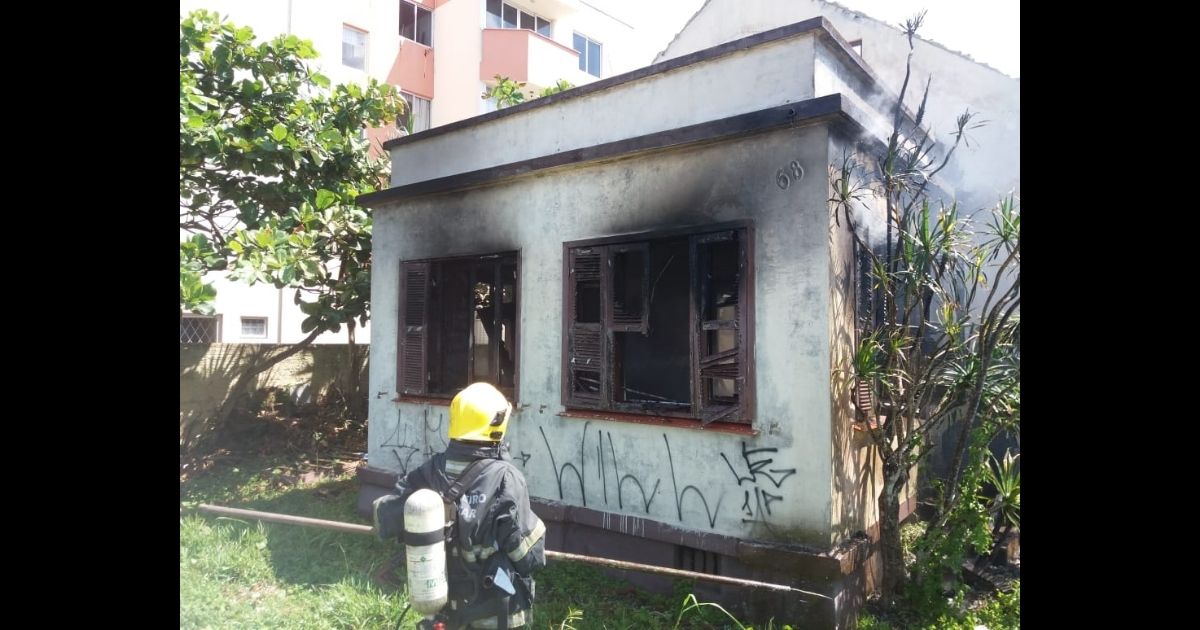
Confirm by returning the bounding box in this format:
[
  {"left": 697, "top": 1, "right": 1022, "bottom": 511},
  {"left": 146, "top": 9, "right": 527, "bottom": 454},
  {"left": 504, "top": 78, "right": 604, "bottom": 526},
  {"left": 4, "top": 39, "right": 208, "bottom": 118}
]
[
  {"left": 828, "top": 12, "right": 1020, "bottom": 600},
  {"left": 481, "top": 75, "right": 574, "bottom": 109},
  {"left": 539, "top": 79, "right": 575, "bottom": 97},
  {"left": 482, "top": 75, "right": 528, "bottom": 108},
  {"left": 179, "top": 10, "right": 403, "bottom": 451}
]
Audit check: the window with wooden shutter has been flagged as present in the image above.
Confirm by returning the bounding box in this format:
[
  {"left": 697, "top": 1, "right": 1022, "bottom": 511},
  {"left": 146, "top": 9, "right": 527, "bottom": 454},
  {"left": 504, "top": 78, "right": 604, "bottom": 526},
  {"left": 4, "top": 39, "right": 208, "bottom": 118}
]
[
  {"left": 607, "top": 242, "right": 649, "bottom": 333},
  {"left": 692, "top": 230, "right": 747, "bottom": 425},
  {"left": 561, "top": 223, "right": 753, "bottom": 425},
  {"left": 566, "top": 246, "right": 606, "bottom": 407},
  {"left": 398, "top": 253, "right": 519, "bottom": 399},
  {"left": 398, "top": 261, "right": 429, "bottom": 395}
]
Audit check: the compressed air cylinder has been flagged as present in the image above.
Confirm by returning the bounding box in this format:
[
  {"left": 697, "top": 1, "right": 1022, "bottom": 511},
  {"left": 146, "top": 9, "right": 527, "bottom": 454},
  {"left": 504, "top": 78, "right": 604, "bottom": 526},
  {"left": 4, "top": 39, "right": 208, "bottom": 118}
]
[{"left": 404, "top": 489, "right": 449, "bottom": 615}]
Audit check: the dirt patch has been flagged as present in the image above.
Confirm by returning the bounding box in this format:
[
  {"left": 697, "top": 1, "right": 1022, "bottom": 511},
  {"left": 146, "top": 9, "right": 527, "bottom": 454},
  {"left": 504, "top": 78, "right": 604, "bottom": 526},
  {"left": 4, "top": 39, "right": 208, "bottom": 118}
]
[{"left": 180, "top": 390, "right": 368, "bottom": 483}]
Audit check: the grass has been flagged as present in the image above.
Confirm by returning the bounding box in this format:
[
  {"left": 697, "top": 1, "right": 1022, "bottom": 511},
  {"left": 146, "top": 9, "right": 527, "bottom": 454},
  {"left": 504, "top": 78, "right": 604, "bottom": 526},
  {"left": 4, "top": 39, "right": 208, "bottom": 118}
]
[
  {"left": 181, "top": 457, "right": 414, "bottom": 629},
  {"left": 180, "top": 455, "right": 753, "bottom": 629},
  {"left": 182, "top": 455, "right": 1018, "bottom": 629},
  {"left": 858, "top": 581, "right": 1020, "bottom": 630}
]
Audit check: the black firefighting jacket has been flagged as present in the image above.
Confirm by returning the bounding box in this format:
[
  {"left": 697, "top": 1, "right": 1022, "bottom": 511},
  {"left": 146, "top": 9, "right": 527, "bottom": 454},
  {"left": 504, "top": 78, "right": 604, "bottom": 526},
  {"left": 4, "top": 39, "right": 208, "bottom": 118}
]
[{"left": 393, "top": 440, "right": 547, "bottom": 624}]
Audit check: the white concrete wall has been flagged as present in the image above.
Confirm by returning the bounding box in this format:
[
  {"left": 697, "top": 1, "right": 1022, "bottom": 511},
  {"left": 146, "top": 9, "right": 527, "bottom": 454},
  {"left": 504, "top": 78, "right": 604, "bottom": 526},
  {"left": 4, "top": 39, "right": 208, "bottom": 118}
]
[
  {"left": 371, "top": 124, "right": 837, "bottom": 545},
  {"left": 543, "top": 1, "right": 643, "bottom": 79},
  {"left": 199, "top": 277, "right": 372, "bottom": 345},
  {"left": 525, "top": 29, "right": 591, "bottom": 88},
  {"left": 390, "top": 32, "right": 821, "bottom": 186},
  {"left": 657, "top": 0, "right": 1020, "bottom": 215}
]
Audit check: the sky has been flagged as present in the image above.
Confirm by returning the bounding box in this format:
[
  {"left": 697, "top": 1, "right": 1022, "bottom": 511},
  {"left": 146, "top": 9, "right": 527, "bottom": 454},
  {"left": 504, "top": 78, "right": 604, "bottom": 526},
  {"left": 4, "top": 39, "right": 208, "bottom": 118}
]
[
  {"left": 585, "top": 0, "right": 1020, "bottom": 79},
  {"left": 832, "top": 0, "right": 1020, "bottom": 77}
]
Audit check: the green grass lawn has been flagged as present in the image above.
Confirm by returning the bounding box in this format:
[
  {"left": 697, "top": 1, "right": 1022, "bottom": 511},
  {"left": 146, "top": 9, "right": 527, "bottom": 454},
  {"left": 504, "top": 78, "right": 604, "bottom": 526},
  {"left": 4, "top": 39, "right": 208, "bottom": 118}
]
[{"left": 180, "top": 457, "right": 751, "bottom": 629}]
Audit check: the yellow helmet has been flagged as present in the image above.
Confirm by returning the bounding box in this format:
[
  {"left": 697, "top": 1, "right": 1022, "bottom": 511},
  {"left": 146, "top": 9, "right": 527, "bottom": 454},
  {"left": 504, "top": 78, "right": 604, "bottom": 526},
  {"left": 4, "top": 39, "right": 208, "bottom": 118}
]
[{"left": 448, "top": 383, "right": 512, "bottom": 442}]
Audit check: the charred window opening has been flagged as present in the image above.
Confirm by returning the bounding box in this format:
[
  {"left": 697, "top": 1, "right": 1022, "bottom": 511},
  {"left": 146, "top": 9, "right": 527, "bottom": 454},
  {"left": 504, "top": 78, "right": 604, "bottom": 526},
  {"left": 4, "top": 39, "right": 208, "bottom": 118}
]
[
  {"left": 399, "top": 253, "right": 518, "bottom": 399},
  {"left": 610, "top": 244, "right": 648, "bottom": 330},
  {"left": 612, "top": 239, "right": 689, "bottom": 411},
  {"left": 564, "top": 226, "right": 753, "bottom": 425}
]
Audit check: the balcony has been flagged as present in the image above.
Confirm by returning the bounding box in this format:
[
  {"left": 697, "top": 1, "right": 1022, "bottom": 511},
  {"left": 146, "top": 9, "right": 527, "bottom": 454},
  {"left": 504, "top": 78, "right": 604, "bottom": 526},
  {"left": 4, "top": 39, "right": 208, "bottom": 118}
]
[
  {"left": 480, "top": 28, "right": 592, "bottom": 91},
  {"left": 387, "top": 40, "right": 435, "bottom": 99}
]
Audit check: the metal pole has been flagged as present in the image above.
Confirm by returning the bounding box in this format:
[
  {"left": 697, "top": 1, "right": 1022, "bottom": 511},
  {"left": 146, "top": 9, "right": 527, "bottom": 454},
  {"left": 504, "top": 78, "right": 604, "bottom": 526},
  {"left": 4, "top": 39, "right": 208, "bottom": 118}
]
[
  {"left": 195, "top": 503, "right": 832, "bottom": 601},
  {"left": 198, "top": 503, "right": 375, "bottom": 535}
]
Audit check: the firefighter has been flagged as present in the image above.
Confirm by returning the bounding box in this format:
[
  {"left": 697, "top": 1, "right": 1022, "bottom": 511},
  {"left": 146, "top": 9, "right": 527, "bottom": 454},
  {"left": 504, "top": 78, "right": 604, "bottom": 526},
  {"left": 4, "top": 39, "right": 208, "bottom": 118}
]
[{"left": 376, "top": 383, "right": 547, "bottom": 629}]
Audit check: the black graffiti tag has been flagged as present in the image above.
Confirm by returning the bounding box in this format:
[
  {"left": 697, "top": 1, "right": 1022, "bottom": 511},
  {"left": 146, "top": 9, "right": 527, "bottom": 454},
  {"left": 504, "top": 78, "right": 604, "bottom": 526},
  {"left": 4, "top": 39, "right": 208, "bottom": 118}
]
[{"left": 721, "top": 442, "right": 796, "bottom": 523}]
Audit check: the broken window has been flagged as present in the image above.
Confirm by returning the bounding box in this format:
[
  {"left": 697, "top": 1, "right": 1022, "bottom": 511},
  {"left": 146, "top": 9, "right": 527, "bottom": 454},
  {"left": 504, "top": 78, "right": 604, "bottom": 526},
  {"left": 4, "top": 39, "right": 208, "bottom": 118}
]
[
  {"left": 563, "top": 226, "right": 753, "bottom": 425},
  {"left": 398, "top": 253, "right": 518, "bottom": 399}
]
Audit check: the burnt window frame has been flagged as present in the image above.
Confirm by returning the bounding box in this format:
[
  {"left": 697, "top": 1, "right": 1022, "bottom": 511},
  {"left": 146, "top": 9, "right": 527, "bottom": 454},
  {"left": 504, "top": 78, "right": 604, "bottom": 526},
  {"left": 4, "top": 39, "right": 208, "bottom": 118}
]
[
  {"left": 398, "top": 251, "right": 520, "bottom": 401},
  {"left": 561, "top": 221, "right": 755, "bottom": 426}
]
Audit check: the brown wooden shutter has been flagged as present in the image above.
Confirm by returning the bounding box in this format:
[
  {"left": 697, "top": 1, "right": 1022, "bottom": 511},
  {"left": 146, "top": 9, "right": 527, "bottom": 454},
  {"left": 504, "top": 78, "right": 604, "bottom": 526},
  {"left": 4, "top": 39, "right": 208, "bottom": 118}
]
[
  {"left": 692, "top": 230, "right": 748, "bottom": 424},
  {"left": 566, "top": 246, "right": 606, "bottom": 407},
  {"left": 398, "top": 260, "right": 429, "bottom": 395},
  {"left": 606, "top": 242, "right": 649, "bottom": 333}
]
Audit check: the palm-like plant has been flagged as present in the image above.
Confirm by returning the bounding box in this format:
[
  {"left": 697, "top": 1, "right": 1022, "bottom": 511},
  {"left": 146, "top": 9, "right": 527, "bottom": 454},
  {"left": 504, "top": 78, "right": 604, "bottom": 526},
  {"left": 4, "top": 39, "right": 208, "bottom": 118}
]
[
  {"left": 982, "top": 449, "right": 1020, "bottom": 563},
  {"left": 828, "top": 11, "right": 1020, "bottom": 598}
]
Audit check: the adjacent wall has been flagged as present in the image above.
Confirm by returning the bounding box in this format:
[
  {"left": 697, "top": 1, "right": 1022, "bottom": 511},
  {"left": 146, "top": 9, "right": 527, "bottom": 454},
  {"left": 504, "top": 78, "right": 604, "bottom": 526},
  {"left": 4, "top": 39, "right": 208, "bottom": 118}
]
[
  {"left": 180, "top": 343, "right": 369, "bottom": 444},
  {"left": 658, "top": 0, "right": 1020, "bottom": 215}
]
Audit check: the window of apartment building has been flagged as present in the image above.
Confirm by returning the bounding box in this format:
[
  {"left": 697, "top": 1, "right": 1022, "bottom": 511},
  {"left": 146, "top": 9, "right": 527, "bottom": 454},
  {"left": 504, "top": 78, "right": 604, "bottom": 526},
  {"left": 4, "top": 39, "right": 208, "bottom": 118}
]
[
  {"left": 572, "top": 33, "right": 601, "bottom": 77},
  {"left": 399, "top": 91, "right": 432, "bottom": 133},
  {"left": 342, "top": 25, "right": 368, "bottom": 70},
  {"left": 398, "top": 253, "right": 519, "bottom": 399},
  {"left": 486, "top": 0, "right": 551, "bottom": 37},
  {"left": 563, "top": 225, "right": 753, "bottom": 425},
  {"left": 240, "top": 316, "right": 268, "bottom": 339},
  {"left": 180, "top": 315, "right": 221, "bottom": 344},
  {"left": 400, "top": 0, "right": 433, "bottom": 46}
]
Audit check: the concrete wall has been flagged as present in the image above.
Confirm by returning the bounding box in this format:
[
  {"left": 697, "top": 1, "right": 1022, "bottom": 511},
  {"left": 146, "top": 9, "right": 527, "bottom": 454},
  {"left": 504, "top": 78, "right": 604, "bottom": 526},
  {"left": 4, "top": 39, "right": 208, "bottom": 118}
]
[
  {"left": 197, "top": 275, "right": 371, "bottom": 345},
  {"left": 391, "top": 32, "right": 822, "bottom": 187},
  {"left": 370, "top": 122, "right": 841, "bottom": 547},
  {"left": 658, "top": 0, "right": 1020, "bottom": 215},
  {"left": 538, "top": 0, "right": 649, "bottom": 79},
  {"left": 663, "top": 2, "right": 1020, "bottom": 504},
  {"left": 180, "top": 343, "right": 369, "bottom": 443},
  {"left": 827, "top": 133, "right": 871, "bottom": 544}
]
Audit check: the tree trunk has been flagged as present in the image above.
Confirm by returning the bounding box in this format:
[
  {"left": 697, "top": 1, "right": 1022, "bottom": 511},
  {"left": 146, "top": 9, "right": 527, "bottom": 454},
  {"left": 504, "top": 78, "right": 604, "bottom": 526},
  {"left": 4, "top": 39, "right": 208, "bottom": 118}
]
[
  {"left": 984, "top": 520, "right": 1012, "bottom": 566},
  {"left": 346, "top": 320, "right": 363, "bottom": 420},
  {"left": 878, "top": 460, "right": 906, "bottom": 600}
]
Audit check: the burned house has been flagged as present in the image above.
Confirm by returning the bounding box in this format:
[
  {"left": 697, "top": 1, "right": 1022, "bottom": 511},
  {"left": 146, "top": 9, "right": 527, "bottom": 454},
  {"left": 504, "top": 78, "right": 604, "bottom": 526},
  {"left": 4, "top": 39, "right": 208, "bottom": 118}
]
[{"left": 356, "top": 18, "right": 919, "bottom": 627}]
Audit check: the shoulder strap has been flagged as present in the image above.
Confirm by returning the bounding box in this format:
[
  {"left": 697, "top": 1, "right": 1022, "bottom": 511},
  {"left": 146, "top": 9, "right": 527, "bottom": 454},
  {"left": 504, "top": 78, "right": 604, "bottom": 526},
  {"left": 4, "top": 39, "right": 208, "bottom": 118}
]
[{"left": 444, "top": 458, "right": 497, "bottom": 503}]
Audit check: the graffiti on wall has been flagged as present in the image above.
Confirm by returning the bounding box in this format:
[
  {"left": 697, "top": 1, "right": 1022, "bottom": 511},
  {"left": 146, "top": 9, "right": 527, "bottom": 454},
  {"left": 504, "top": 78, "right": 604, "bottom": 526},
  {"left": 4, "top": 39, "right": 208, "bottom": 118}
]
[
  {"left": 539, "top": 422, "right": 664, "bottom": 514},
  {"left": 722, "top": 442, "right": 796, "bottom": 523},
  {"left": 381, "top": 410, "right": 799, "bottom": 532},
  {"left": 380, "top": 406, "right": 449, "bottom": 476}
]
